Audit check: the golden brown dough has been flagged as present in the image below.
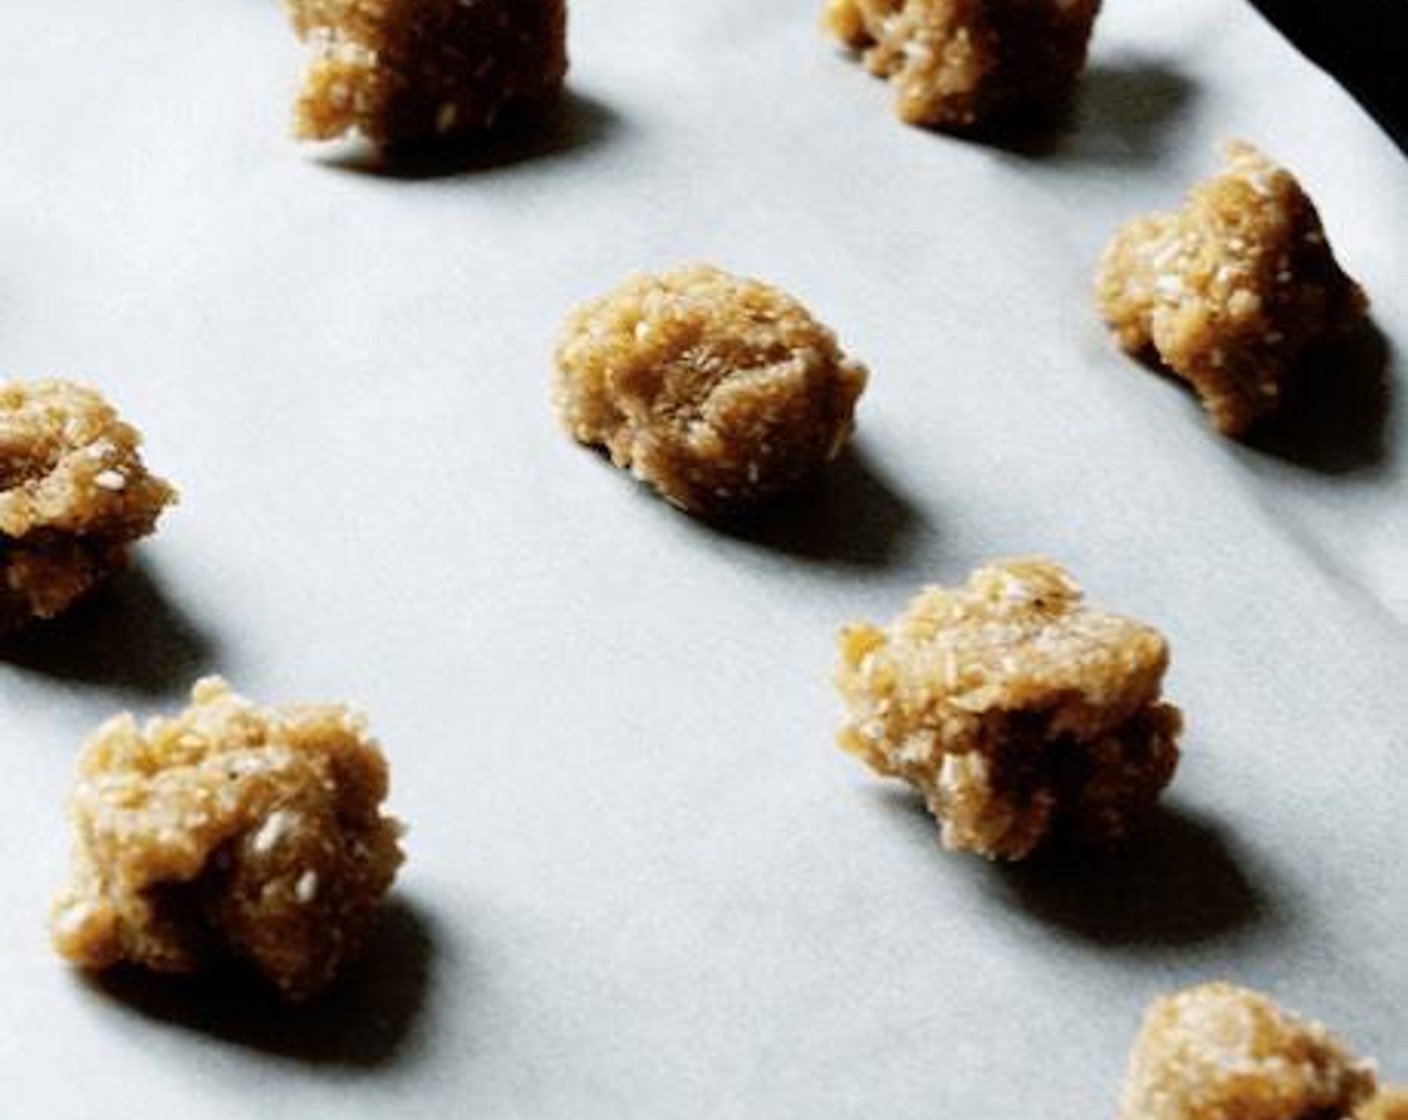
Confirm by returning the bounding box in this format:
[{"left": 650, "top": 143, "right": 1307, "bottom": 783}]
[
  {"left": 553, "top": 264, "right": 868, "bottom": 517},
  {"left": 1097, "top": 141, "right": 1366, "bottom": 436},
  {"left": 288, "top": 0, "right": 568, "bottom": 147},
  {"left": 0, "top": 379, "right": 175, "bottom": 635},
  {"left": 823, "top": 0, "right": 1101, "bottom": 131},
  {"left": 51, "top": 678, "right": 405, "bottom": 1002},
  {"left": 836, "top": 558, "right": 1181, "bottom": 860},
  {"left": 1119, "top": 982, "right": 1378, "bottom": 1120}
]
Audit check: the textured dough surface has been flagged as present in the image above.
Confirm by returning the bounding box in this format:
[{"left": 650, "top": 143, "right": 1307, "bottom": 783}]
[
  {"left": 288, "top": 0, "right": 568, "bottom": 147},
  {"left": 823, "top": 0, "right": 1101, "bottom": 131},
  {"left": 51, "top": 677, "right": 405, "bottom": 1002},
  {"left": 0, "top": 379, "right": 175, "bottom": 634},
  {"left": 836, "top": 557, "right": 1181, "bottom": 860},
  {"left": 1119, "top": 982, "right": 1378, "bottom": 1120},
  {"left": 1362, "top": 1089, "right": 1408, "bottom": 1120},
  {"left": 1097, "top": 141, "right": 1366, "bottom": 436},
  {"left": 553, "top": 264, "right": 868, "bottom": 517}
]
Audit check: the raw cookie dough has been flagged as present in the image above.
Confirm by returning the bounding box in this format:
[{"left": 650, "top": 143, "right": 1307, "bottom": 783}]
[
  {"left": 1097, "top": 141, "right": 1367, "bottom": 436},
  {"left": 836, "top": 557, "right": 1181, "bottom": 860},
  {"left": 288, "top": 0, "right": 568, "bottom": 147},
  {"left": 51, "top": 678, "right": 405, "bottom": 1002},
  {"left": 823, "top": 0, "right": 1102, "bottom": 132},
  {"left": 1362, "top": 1089, "right": 1408, "bottom": 1120},
  {"left": 553, "top": 264, "right": 868, "bottom": 517},
  {"left": 1119, "top": 982, "right": 1378, "bottom": 1120},
  {"left": 0, "top": 379, "right": 175, "bottom": 635}
]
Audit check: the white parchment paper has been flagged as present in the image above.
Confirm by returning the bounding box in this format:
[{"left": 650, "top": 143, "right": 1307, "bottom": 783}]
[{"left": 1, "top": 1, "right": 1403, "bottom": 1116}]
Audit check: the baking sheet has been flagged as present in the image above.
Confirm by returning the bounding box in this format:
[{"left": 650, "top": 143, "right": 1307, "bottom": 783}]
[{"left": 1, "top": 1, "right": 1404, "bottom": 1116}]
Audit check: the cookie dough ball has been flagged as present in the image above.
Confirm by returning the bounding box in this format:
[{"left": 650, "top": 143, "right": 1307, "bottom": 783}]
[
  {"left": 288, "top": 0, "right": 568, "bottom": 147},
  {"left": 836, "top": 558, "right": 1181, "bottom": 860},
  {"left": 1362, "top": 1089, "right": 1408, "bottom": 1120},
  {"left": 1097, "top": 142, "right": 1367, "bottom": 436},
  {"left": 823, "top": 0, "right": 1102, "bottom": 132},
  {"left": 51, "top": 678, "right": 405, "bottom": 1002},
  {"left": 553, "top": 265, "right": 869, "bottom": 517},
  {"left": 1119, "top": 983, "right": 1378, "bottom": 1120},
  {"left": 0, "top": 379, "right": 176, "bottom": 635}
]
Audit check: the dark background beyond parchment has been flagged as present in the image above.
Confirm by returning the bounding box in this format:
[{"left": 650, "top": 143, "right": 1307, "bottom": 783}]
[{"left": 1249, "top": 0, "right": 1408, "bottom": 152}]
